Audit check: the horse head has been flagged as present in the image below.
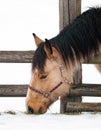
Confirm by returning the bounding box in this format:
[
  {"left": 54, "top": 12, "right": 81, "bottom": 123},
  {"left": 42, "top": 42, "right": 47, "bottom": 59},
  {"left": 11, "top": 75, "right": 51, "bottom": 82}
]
[{"left": 26, "top": 34, "right": 73, "bottom": 114}]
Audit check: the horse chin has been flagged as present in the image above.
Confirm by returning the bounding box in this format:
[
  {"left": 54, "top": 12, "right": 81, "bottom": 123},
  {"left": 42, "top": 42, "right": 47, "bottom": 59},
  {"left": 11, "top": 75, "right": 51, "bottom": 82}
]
[{"left": 42, "top": 98, "right": 58, "bottom": 113}]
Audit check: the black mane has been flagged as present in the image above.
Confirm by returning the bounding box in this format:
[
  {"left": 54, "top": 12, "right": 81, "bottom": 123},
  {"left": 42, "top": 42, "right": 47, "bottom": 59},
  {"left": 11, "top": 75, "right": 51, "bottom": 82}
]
[{"left": 33, "top": 8, "right": 101, "bottom": 71}]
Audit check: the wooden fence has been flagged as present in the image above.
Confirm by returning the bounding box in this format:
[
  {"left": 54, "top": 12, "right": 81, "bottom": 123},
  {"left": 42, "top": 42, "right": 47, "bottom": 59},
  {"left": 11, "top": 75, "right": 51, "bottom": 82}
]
[
  {"left": 59, "top": 0, "right": 101, "bottom": 113},
  {"left": 0, "top": 51, "right": 33, "bottom": 97},
  {"left": 0, "top": 0, "right": 101, "bottom": 113}
]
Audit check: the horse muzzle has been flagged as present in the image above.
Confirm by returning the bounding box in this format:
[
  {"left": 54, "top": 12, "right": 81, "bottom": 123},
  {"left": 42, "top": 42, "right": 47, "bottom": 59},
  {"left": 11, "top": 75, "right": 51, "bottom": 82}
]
[{"left": 27, "top": 105, "right": 47, "bottom": 114}]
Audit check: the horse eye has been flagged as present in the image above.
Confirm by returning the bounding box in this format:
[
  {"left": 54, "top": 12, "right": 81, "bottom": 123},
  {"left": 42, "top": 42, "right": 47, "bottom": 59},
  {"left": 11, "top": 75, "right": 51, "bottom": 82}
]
[{"left": 39, "top": 75, "right": 47, "bottom": 79}]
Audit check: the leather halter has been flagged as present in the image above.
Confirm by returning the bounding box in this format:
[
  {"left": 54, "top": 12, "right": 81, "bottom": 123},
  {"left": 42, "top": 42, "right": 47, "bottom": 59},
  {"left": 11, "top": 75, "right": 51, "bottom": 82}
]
[
  {"left": 29, "top": 64, "right": 72, "bottom": 98},
  {"left": 29, "top": 82, "right": 63, "bottom": 98}
]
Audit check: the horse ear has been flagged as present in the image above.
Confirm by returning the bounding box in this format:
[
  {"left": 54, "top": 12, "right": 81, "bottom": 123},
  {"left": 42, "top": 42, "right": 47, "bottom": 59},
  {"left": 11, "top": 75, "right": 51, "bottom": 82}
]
[
  {"left": 44, "top": 39, "right": 58, "bottom": 59},
  {"left": 44, "top": 39, "right": 52, "bottom": 59},
  {"left": 32, "top": 33, "right": 43, "bottom": 46}
]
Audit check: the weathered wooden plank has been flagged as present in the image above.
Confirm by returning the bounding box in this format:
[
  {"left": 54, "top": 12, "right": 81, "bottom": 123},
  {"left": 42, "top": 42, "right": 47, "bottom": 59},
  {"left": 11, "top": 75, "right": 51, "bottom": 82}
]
[
  {"left": 59, "top": 0, "right": 72, "bottom": 113},
  {"left": 0, "top": 51, "right": 34, "bottom": 63},
  {"left": 66, "top": 102, "right": 101, "bottom": 112},
  {"left": 59, "top": 0, "right": 69, "bottom": 30},
  {"left": 68, "top": 0, "right": 81, "bottom": 22},
  {"left": 0, "top": 85, "right": 28, "bottom": 97},
  {"left": 59, "top": 0, "right": 81, "bottom": 30},
  {"left": 0, "top": 84, "right": 101, "bottom": 97},
  {"left": 59, "top": 0, "right": 82, "bottom": 114},
  {"left": 70, "top": 84, "right": 101, "bottom": 96},
  {"left": 0, "top": 51, "right": 100, "bottom": 63}
]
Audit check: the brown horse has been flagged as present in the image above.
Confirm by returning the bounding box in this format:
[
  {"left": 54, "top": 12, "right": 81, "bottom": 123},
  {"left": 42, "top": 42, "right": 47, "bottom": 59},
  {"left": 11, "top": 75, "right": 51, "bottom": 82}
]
[{"left": 26, "top": 8, "right": 101, "bottom": 114}]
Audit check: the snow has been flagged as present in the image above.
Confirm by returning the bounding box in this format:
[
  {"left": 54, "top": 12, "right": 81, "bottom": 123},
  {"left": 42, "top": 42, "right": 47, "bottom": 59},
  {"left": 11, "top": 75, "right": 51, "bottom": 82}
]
[
  {"left": 0, "top": 112, "right": 101, "bottom": 130},
  {"left": 0, "top": 98, "right": 101, "bottom": 130},
  {"left": 0, "top": 0, "right": 101, "bottom": 130}
]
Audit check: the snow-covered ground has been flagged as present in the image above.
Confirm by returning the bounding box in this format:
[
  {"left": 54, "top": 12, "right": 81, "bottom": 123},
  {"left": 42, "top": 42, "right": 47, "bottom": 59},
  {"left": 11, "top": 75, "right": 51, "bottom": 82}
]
[
  {"left": 0, "top": 112, "right": 101, "bottom": 130},
  {"left": 0, "top": 0, "right": 101, "bottom": 130}
]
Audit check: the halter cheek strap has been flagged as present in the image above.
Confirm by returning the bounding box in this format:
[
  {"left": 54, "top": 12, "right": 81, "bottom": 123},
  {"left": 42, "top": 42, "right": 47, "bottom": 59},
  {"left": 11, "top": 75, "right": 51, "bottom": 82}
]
[{"left": 29, "top": 82, "right": 63, "bottom": 98}]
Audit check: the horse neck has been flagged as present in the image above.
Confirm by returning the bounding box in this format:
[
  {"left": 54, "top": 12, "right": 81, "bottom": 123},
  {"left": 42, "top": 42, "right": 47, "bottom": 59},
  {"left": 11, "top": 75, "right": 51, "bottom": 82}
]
[
  {"left": 78, "top": 44, "right": 101, "bottom": 63},
  {"left": 56, "top": 42, "right": 101, "bottom": 83}
]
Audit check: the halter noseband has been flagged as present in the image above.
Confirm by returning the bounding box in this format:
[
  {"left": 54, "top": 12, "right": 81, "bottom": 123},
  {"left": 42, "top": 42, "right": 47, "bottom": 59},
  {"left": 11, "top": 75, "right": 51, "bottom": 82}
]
[
  {"left": 29, "top": 64, "right": 72, "bottom": 98},
  {"left": 29, "top": 82, "right": 63, "bottom": 98}
]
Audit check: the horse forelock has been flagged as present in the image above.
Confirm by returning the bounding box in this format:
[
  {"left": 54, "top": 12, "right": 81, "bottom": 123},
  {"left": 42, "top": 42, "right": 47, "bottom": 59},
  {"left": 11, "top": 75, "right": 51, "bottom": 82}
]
[{"left": 32, "top": 42, "right": 47, "bottom": 71}]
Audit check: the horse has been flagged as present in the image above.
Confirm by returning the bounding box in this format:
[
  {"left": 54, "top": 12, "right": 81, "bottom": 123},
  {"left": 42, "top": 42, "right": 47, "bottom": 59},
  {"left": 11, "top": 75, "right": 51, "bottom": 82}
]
[{"left": 26, "top": 7, "right": 101, "bottom": 114}]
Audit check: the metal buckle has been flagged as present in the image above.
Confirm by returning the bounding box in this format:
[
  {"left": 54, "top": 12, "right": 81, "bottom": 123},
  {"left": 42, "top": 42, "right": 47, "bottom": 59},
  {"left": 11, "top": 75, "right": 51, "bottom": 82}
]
[{"left": 43, "top": 92, "right": 50, "bottom": 98}]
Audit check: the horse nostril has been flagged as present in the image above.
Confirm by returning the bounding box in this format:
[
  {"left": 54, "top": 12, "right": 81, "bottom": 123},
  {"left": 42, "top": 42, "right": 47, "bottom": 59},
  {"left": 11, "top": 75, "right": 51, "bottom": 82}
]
[
  {"left": 28, "top": 106, "right": 34, "bottom": 114},
  {"left": 38, "top": 107, "right": 43, "bottom": 114}
]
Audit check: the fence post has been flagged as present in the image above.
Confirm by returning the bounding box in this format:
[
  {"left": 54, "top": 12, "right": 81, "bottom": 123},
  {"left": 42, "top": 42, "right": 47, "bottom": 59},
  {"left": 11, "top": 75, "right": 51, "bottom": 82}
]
[{"left": 59, "top": 0, "right": 82, "bottom": 114}]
